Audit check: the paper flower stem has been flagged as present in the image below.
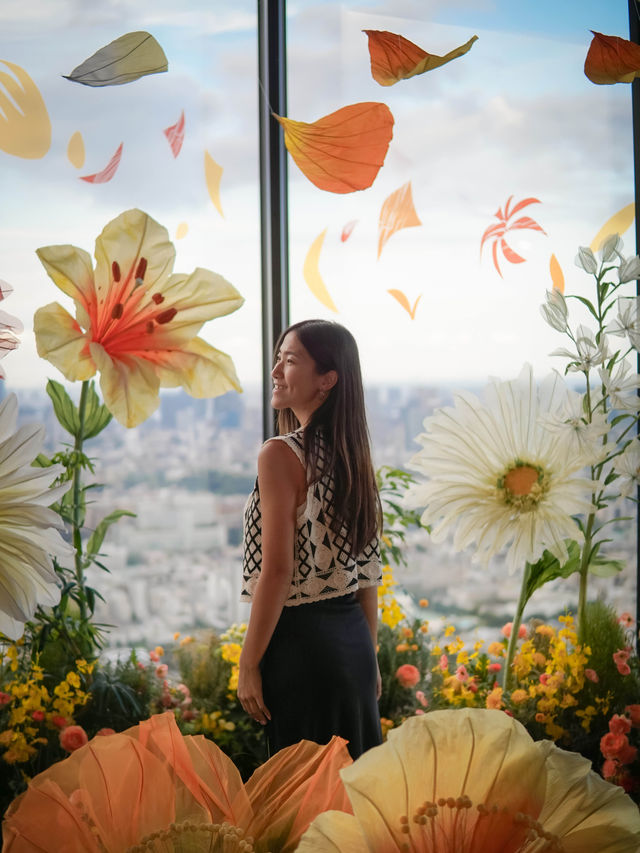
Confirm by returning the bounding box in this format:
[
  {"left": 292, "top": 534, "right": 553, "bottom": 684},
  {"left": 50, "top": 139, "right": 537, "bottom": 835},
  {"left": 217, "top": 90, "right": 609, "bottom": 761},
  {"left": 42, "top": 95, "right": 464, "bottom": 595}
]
[
  {"left": 71, "top": 380, "right": 89, "bottom": 621},
  {"left": 502, "top": 563, "right": 531, "bottom": 691}
]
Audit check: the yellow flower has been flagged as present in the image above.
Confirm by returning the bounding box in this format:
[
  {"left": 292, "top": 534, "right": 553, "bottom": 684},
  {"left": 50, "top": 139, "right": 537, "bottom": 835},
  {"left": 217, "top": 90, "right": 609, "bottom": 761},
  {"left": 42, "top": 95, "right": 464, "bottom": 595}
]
[
  {"left": 487, "top": 641, "right": 505, "bottom": 657},
  {"left": 510, "top": 689, "right": 528, "bottom": 705},
  {"left": 34, "top": 209, "right": 244, "bottom": 428},
  {"left": 298, "top": 709, "right": 640, "bottom": 853},
  {"left": 486, "top": 686, "right": 503, "bottom": 709}
]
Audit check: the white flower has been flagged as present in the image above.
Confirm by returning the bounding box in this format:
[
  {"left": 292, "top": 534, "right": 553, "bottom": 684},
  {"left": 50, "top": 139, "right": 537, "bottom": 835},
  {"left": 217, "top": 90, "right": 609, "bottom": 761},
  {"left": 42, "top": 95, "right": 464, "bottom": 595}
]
[
  {"left": 550, "top": 325, "right": 608, "bottom": 373},
  {"left": 540, "top": 289, "right": 568, "bottom": 333},
  {"left": 539, "top": 387, "right": 609, "bottom": 460},
  {"left": 405, "top": 365, "right": 597, "bottom": 573},
  {"left": 599, "top": 362, "right": 640, "bottom": 411},
  {"left": 616, "top": 439, "right": 640, "bottom": 498},
  {"left": 607, "top": 295, "right": 640, "bottom": 351},
  {"left": 0, "top": 280, "right": 23, "bottom": 380},
  {"left": 0, "top": 394, "right": 73, "bottom": 639},
  {"left": 575, "top": 246, "right": 597, "bottom": 274},
  {"left": 600, "top": 233, "right": 622, "bottom": 261},
  {"left": 618, "top": 254, "right": 640, "bottom": 283}
]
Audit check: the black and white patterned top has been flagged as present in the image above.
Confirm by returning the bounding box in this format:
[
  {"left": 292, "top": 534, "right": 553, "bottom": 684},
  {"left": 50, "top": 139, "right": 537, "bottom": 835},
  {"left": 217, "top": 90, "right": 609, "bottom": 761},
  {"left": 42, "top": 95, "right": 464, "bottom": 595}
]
[{"left": 241, "top": 429, "right": 382, "bottom": 606}]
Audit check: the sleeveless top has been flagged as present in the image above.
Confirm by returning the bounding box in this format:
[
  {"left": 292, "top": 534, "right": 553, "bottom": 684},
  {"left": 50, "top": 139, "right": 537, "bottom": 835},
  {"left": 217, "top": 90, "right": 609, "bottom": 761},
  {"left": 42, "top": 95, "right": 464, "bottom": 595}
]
[{"left": 241, "top": 429, "right": 382, "bottom": 606}]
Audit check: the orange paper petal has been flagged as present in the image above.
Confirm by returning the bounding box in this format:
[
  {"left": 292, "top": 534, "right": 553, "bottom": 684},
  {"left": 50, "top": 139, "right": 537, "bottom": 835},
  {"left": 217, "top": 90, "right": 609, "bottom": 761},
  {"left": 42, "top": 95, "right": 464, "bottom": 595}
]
[
  {"left": 341, "top": 219, "right": 358, "bottom": 242},
  {"left": 377, "top": 181, "right": 422, "bottom": 258},
  {"left": 275, "top": 102, "right": 394, "bottom": 194},
  {"left": 549, "top": 254, "right": 564, "bottom": 293},
  {"left": 164, "top": 110, "right": 185, "bottom": 157},
  {"left": 80, "top": 142, "right": 123, "bottom": 183},
  {"left": 364, "top": 30, "right": 478, "bottom": 86},
  {"left": 388, "top": 289, "right": 421, "bottom": 319},
  {"left": 584, "top": 31, "right": 640, "bottom": 85},
  {"left": 303, "top": 229, "right": 338, "bottom": 313}
]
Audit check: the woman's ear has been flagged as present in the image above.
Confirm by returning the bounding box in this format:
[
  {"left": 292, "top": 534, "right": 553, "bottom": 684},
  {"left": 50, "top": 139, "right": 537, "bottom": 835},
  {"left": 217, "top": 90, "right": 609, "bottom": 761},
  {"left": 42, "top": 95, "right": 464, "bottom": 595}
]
[{"left": 320, "top": 370, "right": 338, "bottom": 392}]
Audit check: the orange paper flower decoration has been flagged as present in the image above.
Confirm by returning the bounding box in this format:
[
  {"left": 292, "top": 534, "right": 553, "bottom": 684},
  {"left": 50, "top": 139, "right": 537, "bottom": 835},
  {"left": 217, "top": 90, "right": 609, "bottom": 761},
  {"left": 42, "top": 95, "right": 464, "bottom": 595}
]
[
  {"left": 378, "top": 180, "right": 422, "bottom": 258},
  {"left": 274, "top": 102, "right": 394, "bottom": 193},
  {"left": 364, "top": 30, "right": 478, "bottom": 86},
  {"left": 480, "top": 196, "right": 546, "bottom": 278},
  {"left": 3, "top": 712, "right": 353, "bottom": 852},
  {"left": 584, "top": 31, "right": 640, "bottom": 85}
]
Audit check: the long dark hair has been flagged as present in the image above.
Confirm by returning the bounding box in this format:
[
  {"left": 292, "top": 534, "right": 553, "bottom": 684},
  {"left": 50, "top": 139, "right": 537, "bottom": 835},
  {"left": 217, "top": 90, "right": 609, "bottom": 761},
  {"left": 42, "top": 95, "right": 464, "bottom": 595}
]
[{"left": 274, "top": 319, "right": 381, "bottom": 555}]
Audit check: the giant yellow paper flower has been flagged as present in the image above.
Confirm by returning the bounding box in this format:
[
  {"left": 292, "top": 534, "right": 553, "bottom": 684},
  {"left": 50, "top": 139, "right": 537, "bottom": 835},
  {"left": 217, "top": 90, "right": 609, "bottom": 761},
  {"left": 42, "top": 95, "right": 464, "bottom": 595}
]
[
  {"left": 298, "top": 708, "right": 640, "bottom": 853},
  {"left": 34, "top": 209, "right": 244, "bottom": 427},
  {"left": 2, "top": 712, "right": 353, "bottom": 852},
  {"left": 406, "top": 365, "right": 598, "bottom": 572}
]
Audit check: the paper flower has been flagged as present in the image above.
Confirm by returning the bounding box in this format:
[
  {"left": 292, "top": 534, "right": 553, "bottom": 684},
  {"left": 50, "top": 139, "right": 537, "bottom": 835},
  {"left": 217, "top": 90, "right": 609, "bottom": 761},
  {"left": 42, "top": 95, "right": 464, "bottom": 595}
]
[
  {"left": 406, "top": 365, "right": 598, "bottom": 572},
  {"left": 0, "top": 394, "right": 73, "bottom": 640},
  {"left": 0, "top": 280, "right": 23, "bottom": 379},
  {"left": 480, "top": 196, "right": 546, "bottom": 278},
  {"left": 34, "top": 209, "right": 243, "bottom": 427},
  {"left": 3, "top": 712, "right": 353, "bottom": 852},
  {"left": 298, "top": 708, "right": 640, "bottom": 853}
]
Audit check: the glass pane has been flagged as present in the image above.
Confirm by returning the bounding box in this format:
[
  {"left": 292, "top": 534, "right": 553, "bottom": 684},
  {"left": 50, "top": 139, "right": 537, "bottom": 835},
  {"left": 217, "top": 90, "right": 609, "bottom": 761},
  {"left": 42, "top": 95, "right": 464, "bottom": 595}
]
[
  {"left": 287, "top": 1, "right": 635, "bottom": 631},
  {"left": 2, "top": 1, "right": 261, "bottom": 647}
]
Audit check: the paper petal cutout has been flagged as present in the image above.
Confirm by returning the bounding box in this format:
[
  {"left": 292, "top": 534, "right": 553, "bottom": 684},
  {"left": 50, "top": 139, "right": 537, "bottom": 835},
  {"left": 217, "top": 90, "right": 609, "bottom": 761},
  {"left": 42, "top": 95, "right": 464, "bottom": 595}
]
[
  {"left": 0, "top": 280, "right": 13, "bottom": 301},
  {"left": 500, "top": 238, "right": 525, "bottom": 264},
  {"left": 80, "top": 142, "right": 123, "bottom": 183},
  {"left": 64, "top": 32, "right": 168, "bottom": 87},
  {"left": 584, "top": 31, "right": 640, "bottom": 85},
  {"left": 67, "top": 131, "right": 85, "bottom": 168},
  {"left": 590, "top": 203, "right": 635, "bottom": 251},
  {"left": 388, "top": 289, "right": 421, "bottom": 319},
  {"left": 164, "top": 111, "right": 185, "bottom": 158},
  {"left": 364, "top": 30, "right": 478, "bottom": 86},
  {"left": 481, "top": 196, "right": 544, "bottom": 278},
  {"left": 275, "top": 102, "right": 394, "bottom": 194},
  {"left": 377, "top": 181, "right": 422, "bottom": 258},
  {"left": 204, "top": 152, "right": 224, "bottom": 217},
  {"left": 0, "top": 60, "right": 51, "bottom": 159},
  {"left": 341, "top": 220, "right": 358, "bottom": 242},
  {"left": 549, "top": 254, "right": 564, "bottom": 294},
  {"left": 303, "top": 229, "right": 338, "bottom": 313},
  {"left": 175, "top": 222, "right": 189, "bottom": 240}
]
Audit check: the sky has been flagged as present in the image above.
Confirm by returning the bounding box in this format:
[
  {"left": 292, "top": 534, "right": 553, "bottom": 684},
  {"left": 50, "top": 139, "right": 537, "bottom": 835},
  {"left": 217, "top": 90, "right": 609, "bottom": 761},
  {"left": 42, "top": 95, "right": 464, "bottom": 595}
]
[{"left": 0, "top": 0, "right": 635, "bottom": 398}]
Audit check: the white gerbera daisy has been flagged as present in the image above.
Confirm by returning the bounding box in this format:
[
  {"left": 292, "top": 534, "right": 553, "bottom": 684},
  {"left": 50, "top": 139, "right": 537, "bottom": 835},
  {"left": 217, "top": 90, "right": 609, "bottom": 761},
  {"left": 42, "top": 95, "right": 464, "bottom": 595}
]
[
  {"left": 406, "top": 365, "right": 598, "bottom": 573},
  {"left": 0, "top": 394, "right": 73, "bottom": 639}
]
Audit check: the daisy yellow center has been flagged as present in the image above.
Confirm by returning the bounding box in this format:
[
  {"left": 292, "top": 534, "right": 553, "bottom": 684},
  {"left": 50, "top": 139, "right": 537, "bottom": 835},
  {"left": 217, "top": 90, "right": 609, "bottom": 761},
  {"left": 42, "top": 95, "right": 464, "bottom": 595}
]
[
  {"left": 497, "top": 462, "right": 548, "bottom": 512},
  {"left": 397, "top": 796, "right": 563, "bottom": 852}
]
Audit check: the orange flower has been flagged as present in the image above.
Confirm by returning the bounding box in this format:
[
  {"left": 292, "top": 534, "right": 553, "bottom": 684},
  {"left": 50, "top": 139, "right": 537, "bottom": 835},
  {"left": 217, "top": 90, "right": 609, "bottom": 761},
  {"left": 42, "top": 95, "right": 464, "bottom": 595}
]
[
  {"left": 59, "top": 724, "right": 88, "bottom": 752},
  {"left": 34, "top": 209, "right": 243, "bottom": 427},
  {"left": 396, "top": 664, "right": 420, "bottom": 688},
  {"left": 3, "top": 712, "right": 353, "bottom": 852}
]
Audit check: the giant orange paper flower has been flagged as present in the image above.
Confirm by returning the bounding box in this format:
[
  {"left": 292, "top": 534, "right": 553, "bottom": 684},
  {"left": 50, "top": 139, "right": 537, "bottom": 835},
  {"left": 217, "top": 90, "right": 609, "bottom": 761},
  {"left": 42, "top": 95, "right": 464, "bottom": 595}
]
[
  {"left": 585, "top": 31, "right": 640, "bottom": 85},
  {"left": 364, "top": 30, "right": 478, "bottom": 86},
  {"left": 3, "top": 712, "right": 353, "bottom": 852},
  {"left": 34, "top": 209, "right": 243, "bottom": 427},
  {"left": 274, "top": 102, "right": 394, "bottom": 193}
]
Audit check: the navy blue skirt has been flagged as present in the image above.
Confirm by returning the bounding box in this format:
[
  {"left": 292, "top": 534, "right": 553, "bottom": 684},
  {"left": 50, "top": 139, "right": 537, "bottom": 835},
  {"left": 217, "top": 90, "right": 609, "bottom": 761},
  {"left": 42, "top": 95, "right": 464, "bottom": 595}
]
[{"left": 260, "top": 593, "right": 382, "bottom": 760}]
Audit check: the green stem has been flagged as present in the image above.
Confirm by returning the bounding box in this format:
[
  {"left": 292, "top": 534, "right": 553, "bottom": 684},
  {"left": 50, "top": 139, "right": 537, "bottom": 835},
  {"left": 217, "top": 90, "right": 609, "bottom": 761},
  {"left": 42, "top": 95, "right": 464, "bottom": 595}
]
[
  {"left": 501, "top": 563, "right": 531, "bottom": 692},
  {"left": 577, "top": 513, "right": 595, "bottom": 643},
  {"left": 72, "top": 380, "right": 89, "bottom": 621}
]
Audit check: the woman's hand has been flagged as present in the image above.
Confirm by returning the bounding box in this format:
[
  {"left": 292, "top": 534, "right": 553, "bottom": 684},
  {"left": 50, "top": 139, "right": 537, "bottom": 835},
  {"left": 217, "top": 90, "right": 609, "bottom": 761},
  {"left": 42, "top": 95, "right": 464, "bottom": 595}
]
[
  {"left": 376, "top": 660, "right": 382, "bottom": 700},
  {"left": 238, "top": 660, "right": 271, "bottom": 726}
]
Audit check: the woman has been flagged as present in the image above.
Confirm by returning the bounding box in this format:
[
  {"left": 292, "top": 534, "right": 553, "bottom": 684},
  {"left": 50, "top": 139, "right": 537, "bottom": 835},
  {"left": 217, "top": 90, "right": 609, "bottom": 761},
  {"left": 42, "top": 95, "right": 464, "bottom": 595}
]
[{"left": 238, "top": 319, "right": 383, "bottom": 759}]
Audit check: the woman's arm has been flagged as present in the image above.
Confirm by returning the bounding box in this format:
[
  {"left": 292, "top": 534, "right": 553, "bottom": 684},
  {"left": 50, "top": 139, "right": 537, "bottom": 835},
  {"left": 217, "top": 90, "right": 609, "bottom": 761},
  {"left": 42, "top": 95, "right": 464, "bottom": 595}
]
[
  {"left": 355, "top": 585, "right": 382, "bottom": 699},
  {"left": 238, "top": 439, "right": 305, "bottom": 725}
]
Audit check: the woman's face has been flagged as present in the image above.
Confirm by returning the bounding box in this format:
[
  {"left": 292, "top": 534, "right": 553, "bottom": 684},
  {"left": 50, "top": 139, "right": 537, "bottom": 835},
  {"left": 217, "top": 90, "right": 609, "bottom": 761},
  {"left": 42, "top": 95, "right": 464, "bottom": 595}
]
[{"left": 271, "top": 331, "right": 335, "bottom": 424}]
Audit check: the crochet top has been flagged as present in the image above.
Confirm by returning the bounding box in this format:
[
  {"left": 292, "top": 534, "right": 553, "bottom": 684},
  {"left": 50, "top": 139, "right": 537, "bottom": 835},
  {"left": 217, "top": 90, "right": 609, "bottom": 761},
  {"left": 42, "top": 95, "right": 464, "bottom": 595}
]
[{"left": 241, "top": 429, "right": 382, "bottom": 606}]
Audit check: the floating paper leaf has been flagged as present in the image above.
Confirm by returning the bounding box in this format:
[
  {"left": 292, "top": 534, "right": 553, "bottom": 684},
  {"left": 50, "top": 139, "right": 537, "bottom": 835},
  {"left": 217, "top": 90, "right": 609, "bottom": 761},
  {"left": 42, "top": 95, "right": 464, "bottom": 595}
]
[
  {"left": 590, "top": 203, "right": 635, "bottom": 251},
  {"left": 388, "top": 289, "right": 421, "bottom": 319},
  {"left": 204, "top": 151, "right": 224, "bottom": 216},
  {"left": 64, "top": 32, "right": 168, "bottom": 87},
  {"left": 175, "top": 222, "right": 189, "bottom": 240},
  {"left": 480, "top": 196, "right": 545, "bottom": 278},
  {"left": 364, "top": 30, "right": 478, "bottom": 86},
  {"left": 549, "top": 254, "right": 564, "bottom": 293},
  {"left": 67, "top": 131, "right": 85, "bottom": 168},
  {"left": 274, "top": 102, "right": 394, "bottom": 194},
  {"left": 341, "top": 220, "right": 358, "bottom": 242},
  {"left": 377, "top": 181, "right": 422, "bottom": 258},
  {"left": 80, "top": 142, "right": 123, "bottom": 183},
  {"left": 164, "top": 111, "right": 185, "bottom": 157},
  {"left": 303, "top": 229, "right": 338, "bottom": 313},
  {"left": 584, "top": 31, "right": 640, "bottom": 85},
  {"left": 0, "top": 60, "right": 51, "bottom": 159}
]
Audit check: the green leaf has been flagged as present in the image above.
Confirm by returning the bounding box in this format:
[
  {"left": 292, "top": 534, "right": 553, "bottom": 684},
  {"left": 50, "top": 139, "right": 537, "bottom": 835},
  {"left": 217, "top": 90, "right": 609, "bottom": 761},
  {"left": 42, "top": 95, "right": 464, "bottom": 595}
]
[
  {"left": 64, "top": 32, "right": 168, "bottom": 87},
  {"left": 83, "top": 381, "right": 112, "bottom": 439},
  {"left": 86, "top": 509, "right": 136, "bottom": 557},
  {"left": 32, "top": 453, "right": 54, "bottom": 468},
  {"left": 46, "top": 379, "right": 80, "bottom": 436},
  {"left": 524, "top": 541, "right": 582, "bottom": 603}
]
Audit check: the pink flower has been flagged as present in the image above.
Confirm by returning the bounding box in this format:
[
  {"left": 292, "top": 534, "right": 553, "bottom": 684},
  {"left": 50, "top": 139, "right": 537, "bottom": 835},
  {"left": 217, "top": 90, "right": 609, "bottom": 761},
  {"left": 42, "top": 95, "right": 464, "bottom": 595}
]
[
  {"left": 155, "top": 664, "right": 169, "bottom": 679},
  {"left": 395, "top": 664, "right": 420, "bottom": 688},
  {"left": 625, "top": 704, "right": 640, "bottom": 727},
  {"left": 96, "top": 728, "right": 116, "bottom": 736},
  {"left": 59, "top": 725, "right": 88, "bottom": 753},
  {"left": 0, "top": 692, "right": 11, "bottom": 705},
  {"left": 181, "top": 709, "right": 196, "bottom": 722},
  {"left": 455, "top": 665, "right": 469, "bottom": 683},
  {"left": 609, "top": 714, "right": 632, "bottom": 736},
  {"left": 149, "top": 649, "right": 160, "bottom": 663},
  {"left": 613, "top": 649, "right": 631, "bottom": 676},
  {"left": 539, "top": 673, "right": 550, "bottom": 686},
  {"left": 585, "top": 668, "right": 599, "bottom": 683},
  {"left": 51, "top": 715, "right": 68, "bottom": 729},
  {"left": 415, "top": 690, "right": 428, "bottom": 708},
  {"left": 161, "top": 691, "right": 174, "bottom": 708},
  {"left": 177, "top": 683, "right": 191, "bottom": 697},
  {"left": 501, "top": 622, "right": 527, "bottom": 639},
  {"left": 414, "top": 709, "right": 425, "bottom": 716},
  {"left": 619, "top": 612, "right": 634, "bottom": 628},
  {"left": 488, "top": 662, "right": 502, "bottom": 673},
  {"left": 600, "top": 732, "right": 634, "bottom": 762},
  {"left": 31, "top": 710, "right": 45, "bottom": 722},
  {"left": 439, "top": 654, "right": 449, "bottom": 672},
  {"left": 602, "top": 758, "right": 619, "bottom": 780},
  {"left": 468, "top": 679, "right": 478, "bottom": 694}
]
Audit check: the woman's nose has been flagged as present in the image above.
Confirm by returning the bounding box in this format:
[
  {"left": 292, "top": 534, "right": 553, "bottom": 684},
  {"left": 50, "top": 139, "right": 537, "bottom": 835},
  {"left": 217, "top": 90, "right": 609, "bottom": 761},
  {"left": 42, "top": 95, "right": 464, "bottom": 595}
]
[{"left": 271, "top": 362, "right": 281, "bottom": 379}]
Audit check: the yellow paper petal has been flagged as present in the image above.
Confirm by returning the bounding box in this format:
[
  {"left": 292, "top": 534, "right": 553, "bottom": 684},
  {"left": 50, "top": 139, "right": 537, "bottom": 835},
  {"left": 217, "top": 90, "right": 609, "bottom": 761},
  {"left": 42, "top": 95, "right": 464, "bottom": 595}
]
[
  {"left": 303, "top": 229, "right": 338, "bottom": 313},
  {"left": 64, "top": 31, "right": 168, "bottom": 87},
  {"left": 590, "top": 203, "right": 635, "bottom": 252},
  {"left": 91, "top": 343, "right": 160, "bottom": 428},
  {"left": 0, "top": 60, "right": 51, "bottom": 159},
  {"left": 158, "top": 269, "right": 245, "bottom": 340},
  {"left": 549, "top": 254, "right": 564, "bottom": 293},
  {"left": 204, "top": 151, "right": 224, "bottom": 216},
  {"left": 154, "top": 337, "right": 242, "bottom": 398},
  {"left": 175, "top": 222, "right": 188, "bottom": 239},
  {"left": 388, "top": 289, "right": 421, "bottom": 319},
  {"left": 36, "top": 244, "right": 97, "bottom": 308},
  {"left": 378, "top": 181, "right": 422, "bottom": 258},
  {"left": 33, "top": 303, "right": 95, "bottom": 382},
  {"left": 298, "top": 810, "right": 365, "bottom": 853},
  {"left": 66, "top": 131, "right": 85, "bottom": 168}
]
